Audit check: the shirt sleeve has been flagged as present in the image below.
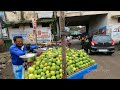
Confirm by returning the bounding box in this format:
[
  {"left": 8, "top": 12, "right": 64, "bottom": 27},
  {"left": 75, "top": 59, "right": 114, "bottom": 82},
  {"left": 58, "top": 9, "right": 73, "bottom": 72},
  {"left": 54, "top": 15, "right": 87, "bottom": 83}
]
[
  {"left": 30, "top": 45, "right": 38, "bottom": 50},
  {"left": 10, "top": 47, "right": 26, "bottom": 56}
]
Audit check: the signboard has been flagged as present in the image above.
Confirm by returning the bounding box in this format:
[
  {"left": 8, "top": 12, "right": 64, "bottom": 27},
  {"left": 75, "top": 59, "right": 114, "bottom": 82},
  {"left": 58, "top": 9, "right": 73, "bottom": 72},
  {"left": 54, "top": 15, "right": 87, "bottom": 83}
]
[
  {"left": 9, "top": 26, "right": 51, "bottom": 44},
  {"left": 109, "top": 24, "right": 120, "bottom": 43},
  {"left": 32, "top": 18, "right": 37, "bottom": 29},
  {"left": 37, "top": 27, "right": 51, "bottom": 42},
  {"left": 37, "top": 11, "right": 53, "bottom": 18}
]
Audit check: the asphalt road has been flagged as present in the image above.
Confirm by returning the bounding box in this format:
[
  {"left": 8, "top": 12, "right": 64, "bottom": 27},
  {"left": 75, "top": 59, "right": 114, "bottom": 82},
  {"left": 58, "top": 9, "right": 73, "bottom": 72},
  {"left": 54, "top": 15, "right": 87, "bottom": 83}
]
[{"left": 70, "top": 39, "right": 120, "bottom": 79}]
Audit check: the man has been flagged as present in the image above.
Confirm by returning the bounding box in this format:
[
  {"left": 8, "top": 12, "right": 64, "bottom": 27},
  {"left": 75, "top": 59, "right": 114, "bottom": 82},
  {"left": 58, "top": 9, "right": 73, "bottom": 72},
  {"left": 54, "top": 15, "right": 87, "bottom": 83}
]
[
  {"left": 81, "top": 32, "right": 87, "bottom": 47},
  {"left": 9, "top": 36, "right": 27, "bottom": 79}
]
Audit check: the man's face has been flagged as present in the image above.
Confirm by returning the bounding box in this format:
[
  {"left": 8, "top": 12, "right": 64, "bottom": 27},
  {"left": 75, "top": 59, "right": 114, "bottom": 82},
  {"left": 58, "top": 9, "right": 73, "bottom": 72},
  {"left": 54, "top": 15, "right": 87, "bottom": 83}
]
[{"left": 15, "top": 38, "right": 23, "bottom": 47}]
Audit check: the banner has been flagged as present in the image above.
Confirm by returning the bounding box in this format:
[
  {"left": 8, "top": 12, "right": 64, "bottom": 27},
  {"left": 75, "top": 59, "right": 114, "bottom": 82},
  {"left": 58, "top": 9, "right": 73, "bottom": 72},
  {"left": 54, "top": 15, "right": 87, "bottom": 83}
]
[
  {"left": 9, "top": 26, "right": 51, "bottom": 44},
  {"left": 32, "top": 18, "right": 37, "bottom": 29},
  {"left": 109, "top": 24, "right": 120, "bottom": 43},
  {"left": 37, "top": 27, "right": 51, "bottom": 42}
]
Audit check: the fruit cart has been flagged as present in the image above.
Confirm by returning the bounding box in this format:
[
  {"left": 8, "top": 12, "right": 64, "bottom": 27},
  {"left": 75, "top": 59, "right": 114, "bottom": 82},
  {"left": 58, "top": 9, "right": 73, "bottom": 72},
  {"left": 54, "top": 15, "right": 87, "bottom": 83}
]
[
  {"left": 67, "top": 63, "right": 98, "bottom": 79},
  {"left": 23, "top": 63, "right": 98, "bottom": 79},
  {"left": 21, "top": 48, "right": 98, "bottom": 79}
]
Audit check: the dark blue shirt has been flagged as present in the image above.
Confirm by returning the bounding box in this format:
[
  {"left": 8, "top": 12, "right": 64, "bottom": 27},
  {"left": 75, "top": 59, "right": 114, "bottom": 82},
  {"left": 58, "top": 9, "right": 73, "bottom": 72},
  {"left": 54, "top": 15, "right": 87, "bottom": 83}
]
[{"left": 9, "top": 44, "right": 27, "bottom": 65}]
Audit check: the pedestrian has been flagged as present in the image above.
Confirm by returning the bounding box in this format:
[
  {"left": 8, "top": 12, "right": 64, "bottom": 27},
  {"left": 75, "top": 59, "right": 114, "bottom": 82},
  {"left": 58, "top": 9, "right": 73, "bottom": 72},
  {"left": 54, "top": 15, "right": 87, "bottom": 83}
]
[
  {"left": 9, "top": 36, "right": 28, "bottom": 79},
  {"left": 58, "top": 36, "right": 68, "bottom": 47},
  {"left": 51, "top": 34, "right": 54, "bottom": 42},
  {"left": 67, "top": 36, "right": 71, "bottom": 47}
]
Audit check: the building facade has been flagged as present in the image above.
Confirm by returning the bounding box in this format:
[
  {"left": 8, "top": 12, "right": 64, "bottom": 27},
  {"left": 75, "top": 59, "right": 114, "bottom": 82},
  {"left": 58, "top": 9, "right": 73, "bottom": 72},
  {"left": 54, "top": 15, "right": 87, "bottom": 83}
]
[
  {"left": 4, "top": 11, "right": 120, "bottom": 44},
  {"left": 57, "top": 11, "right": 120, "bottom": 43},
  {"left": 5, "top": 11, "right": 54, "bottom": 44}
]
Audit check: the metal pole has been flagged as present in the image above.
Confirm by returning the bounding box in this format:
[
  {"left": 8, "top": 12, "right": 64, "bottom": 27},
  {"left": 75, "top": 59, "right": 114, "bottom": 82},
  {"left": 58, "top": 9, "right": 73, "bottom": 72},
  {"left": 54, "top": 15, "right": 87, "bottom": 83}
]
[
  {"left": 33, "top": 11, "right": 37, "bottom": 45},
  {"left": 59, "top": 11, "right": 67, "bottom": 79}
]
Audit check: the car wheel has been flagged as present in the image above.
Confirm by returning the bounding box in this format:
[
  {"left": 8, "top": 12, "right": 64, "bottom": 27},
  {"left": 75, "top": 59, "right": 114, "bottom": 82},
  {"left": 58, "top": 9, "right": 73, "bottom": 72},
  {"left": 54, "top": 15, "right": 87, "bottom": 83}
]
[{"left": 107, "top": 52, "right": 113, "bottom": 55}]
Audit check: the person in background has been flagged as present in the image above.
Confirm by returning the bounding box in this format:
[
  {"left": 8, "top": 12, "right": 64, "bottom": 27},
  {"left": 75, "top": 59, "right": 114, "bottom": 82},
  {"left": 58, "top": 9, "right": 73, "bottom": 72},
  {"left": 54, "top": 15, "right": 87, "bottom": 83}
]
[
  {"left": 81, "top": 32, "right": 87, "bottom": 47},
  {"left": 57, "top": 36, "right": 68, "bottom": 47},
  {"left": 9, "top": 36, "right": 27, "bottom": 79},
  {"left": 51, "top": 34, "right": 54, "bottom": 42},
  {"left": 67, "top": 35, "right": 72, "bottom": 47},
  {"left": 102, "top": 30, "right": 106, "bottom": 35},
  {"left": 88, "top": 33, "right": 93, "bottom": 41}
]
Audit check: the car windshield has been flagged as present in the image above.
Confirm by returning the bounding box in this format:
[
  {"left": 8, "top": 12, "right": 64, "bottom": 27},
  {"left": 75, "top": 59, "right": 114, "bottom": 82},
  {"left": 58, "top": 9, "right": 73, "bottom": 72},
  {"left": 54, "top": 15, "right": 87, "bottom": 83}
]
[{"left": 93, "top": 35, "right": 112, "bottom": 42}]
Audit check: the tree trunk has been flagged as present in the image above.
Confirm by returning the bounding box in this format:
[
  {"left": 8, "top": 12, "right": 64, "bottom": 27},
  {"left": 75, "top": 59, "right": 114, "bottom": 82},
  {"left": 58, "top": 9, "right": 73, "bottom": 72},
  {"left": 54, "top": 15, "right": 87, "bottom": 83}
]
[{"left": 59, "top": 11, "right": 67, "bottom": 79}]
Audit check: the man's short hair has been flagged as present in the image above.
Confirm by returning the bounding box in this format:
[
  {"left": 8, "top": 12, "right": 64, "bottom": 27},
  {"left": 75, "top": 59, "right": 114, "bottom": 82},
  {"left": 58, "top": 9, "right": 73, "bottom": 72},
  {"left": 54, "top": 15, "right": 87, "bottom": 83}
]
[{"left": 13, "top": 36, "right": 23, "bottom": 42}]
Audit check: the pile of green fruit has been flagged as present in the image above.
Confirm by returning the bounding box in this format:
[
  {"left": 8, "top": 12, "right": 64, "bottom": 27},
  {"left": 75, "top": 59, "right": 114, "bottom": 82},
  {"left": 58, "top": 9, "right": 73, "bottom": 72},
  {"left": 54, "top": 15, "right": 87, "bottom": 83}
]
[{"left": 24, "top": 47, "right": 95, "bottom": 79}]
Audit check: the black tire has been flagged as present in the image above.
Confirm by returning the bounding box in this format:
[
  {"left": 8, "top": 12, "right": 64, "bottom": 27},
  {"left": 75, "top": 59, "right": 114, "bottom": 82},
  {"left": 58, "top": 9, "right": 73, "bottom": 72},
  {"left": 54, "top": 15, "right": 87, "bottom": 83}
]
[{"left": 107, "top": 52, "right": 113, "bottom": 55}]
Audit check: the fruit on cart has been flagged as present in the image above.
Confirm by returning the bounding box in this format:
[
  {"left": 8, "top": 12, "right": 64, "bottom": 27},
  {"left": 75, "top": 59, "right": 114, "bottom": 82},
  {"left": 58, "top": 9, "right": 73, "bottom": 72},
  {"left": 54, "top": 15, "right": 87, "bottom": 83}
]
[
  {"left": 46, "top": 73, "right": 51, "bottom": 78},
  {"left": 50, "top": 66, "right": 55, "bottom": 71},
  {"left": 40, "top": 64, "right": 44, "bottom": 69},
  {"left": 37, "top": 69, "right": 42, "bottom": 74},
  {"left": 50, "top": 71, "right": 56, "bottom": 76},
  {"left": 34, "top": 70, "right": 38, "bottom": 74},
  {"left": 25, "top": 47, "right": 96, "bottom": 79},
  {"left": 37, "top": 75, "right": 41, "bottom": 78},
  {"left": 28, "top": 67, "right": 35, "bottom": 74},
  {"left": 56, "top": 75, "right": 61, "bottom": 79},
  {"left": 46, "top": 66, "right": 51, "bottom": 70},
  {"left": 29, "top": 74, "right": 35, "bottom": 79},
  {"left": 56, "top": 71, "right": 60, "bottom": 75},
  {"left": 35, "top": 66, "right": 39, "bottom": 70},
  {"left": 34, "top": 74, "right": 38, "bottom": 79},
  {"left": 41, "top": 76, "right": 45, "bottom": 79},
  {"left": 41, "top": 72, "right": 45, "bottom": 76},
  {"left": 36, "top": 61, "right": 40, "bottom": 66},
  {"left": 51, "top": 76, "right": 56, "bottom": 79}
]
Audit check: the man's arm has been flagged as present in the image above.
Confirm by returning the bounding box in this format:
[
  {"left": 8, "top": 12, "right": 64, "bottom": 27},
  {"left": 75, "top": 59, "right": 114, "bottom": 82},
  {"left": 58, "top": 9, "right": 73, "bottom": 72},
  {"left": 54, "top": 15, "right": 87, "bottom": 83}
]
[{"left": 10, "top": 47, "right": 26, "bottom": 56}]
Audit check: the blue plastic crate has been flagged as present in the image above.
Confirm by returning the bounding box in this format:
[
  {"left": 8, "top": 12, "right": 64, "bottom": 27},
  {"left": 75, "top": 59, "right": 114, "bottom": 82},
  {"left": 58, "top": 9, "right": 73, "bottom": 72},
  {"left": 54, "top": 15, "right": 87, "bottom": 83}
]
[{"left": 67, "top": 64, "right": 98, "bottom": 79}]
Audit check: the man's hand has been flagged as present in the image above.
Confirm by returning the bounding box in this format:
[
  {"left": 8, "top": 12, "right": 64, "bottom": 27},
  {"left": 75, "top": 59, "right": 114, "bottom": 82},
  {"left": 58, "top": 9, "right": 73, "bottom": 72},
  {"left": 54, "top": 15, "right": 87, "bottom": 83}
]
[{"left": 27, "top": 62, "right": 34, "bottom": 66}]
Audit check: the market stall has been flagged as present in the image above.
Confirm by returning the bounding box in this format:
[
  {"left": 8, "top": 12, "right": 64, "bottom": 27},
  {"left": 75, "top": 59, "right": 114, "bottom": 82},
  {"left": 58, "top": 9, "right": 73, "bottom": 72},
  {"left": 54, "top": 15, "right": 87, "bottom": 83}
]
[{"left": 20, "top": 47, "right": 98, "bottom": 79}]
